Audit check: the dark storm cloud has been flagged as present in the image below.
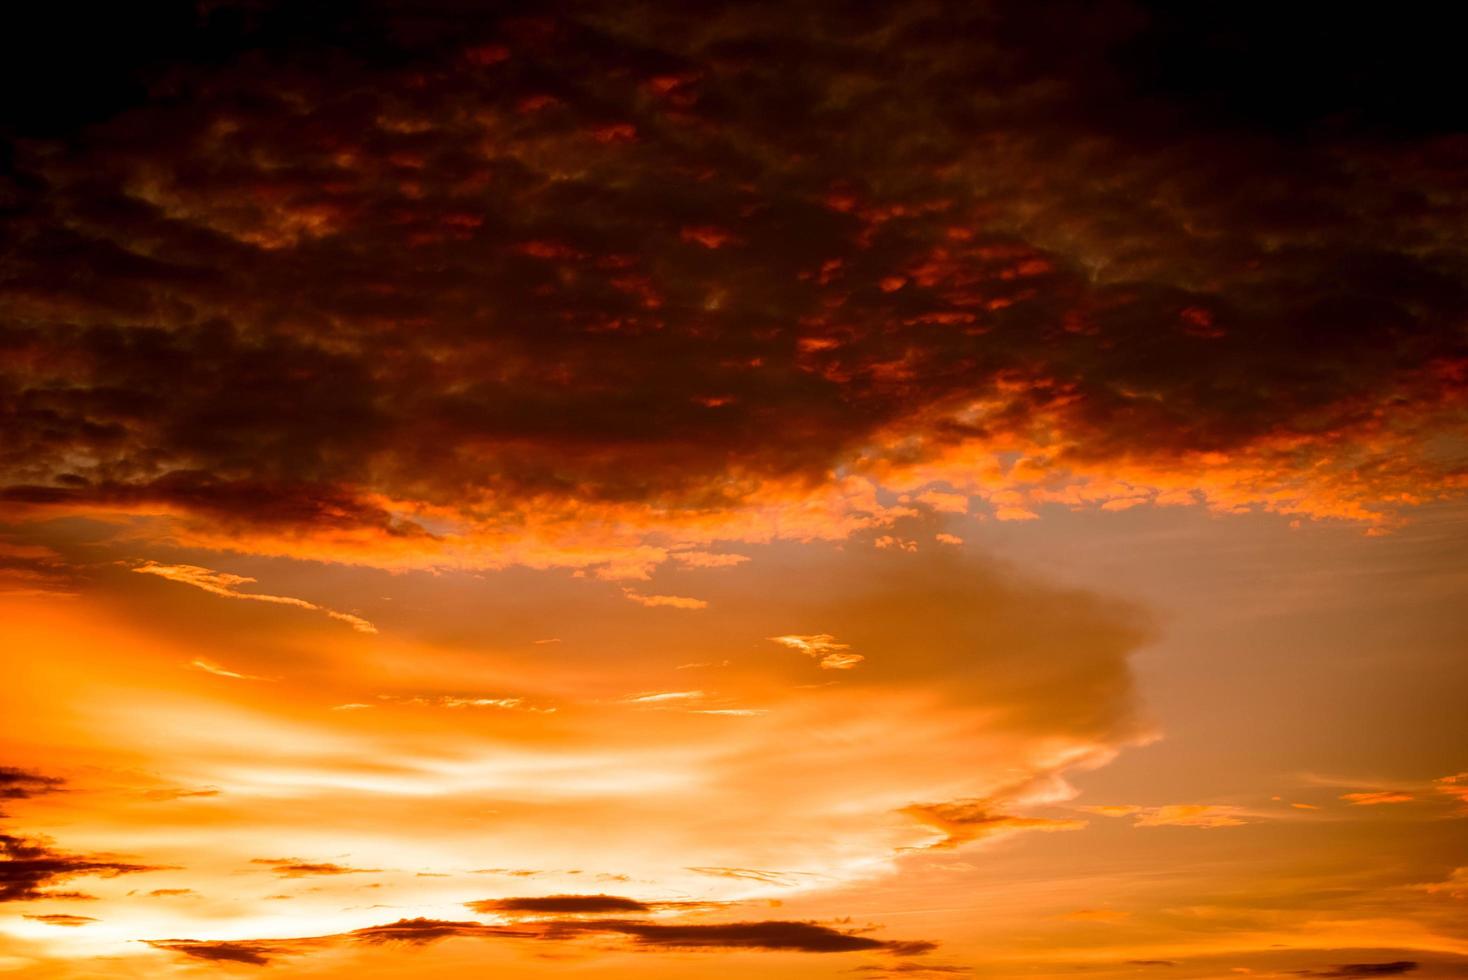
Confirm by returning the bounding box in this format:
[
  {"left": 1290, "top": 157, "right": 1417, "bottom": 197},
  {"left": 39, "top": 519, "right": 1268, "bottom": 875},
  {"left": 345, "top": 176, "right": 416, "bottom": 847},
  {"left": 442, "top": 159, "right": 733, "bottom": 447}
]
[
  {"left": 4, "top": 0, "right": 1465, "bottom": 544},
  {"left": 0, "top": 833, "right": 167, "bottom": 901}
]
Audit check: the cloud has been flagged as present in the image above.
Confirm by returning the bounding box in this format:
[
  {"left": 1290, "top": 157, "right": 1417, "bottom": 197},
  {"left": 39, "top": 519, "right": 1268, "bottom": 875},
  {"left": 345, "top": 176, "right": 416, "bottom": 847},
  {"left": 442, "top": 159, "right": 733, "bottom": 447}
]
[
  {"left": 4, "top": 1, "right": 1465, "bottom": 571},
  {"left": 140, "top": 786, "right": 221, "bottom": 801},
  {"left": 0, "top": 539, "right": 78, "bottom": 597},
  {"left": 249, "top": 858, "right": 381, "bottom": 878},
  {"left": 145, "top": 940, "right": 286, "bottom": 966},
  {"left": 132, "top": 562, "right": 376, "bottom": 633},
  {"left": 467, "top": 894, "right": 718, "bottom": 916},
  {"left": 0, "top": 766, "right": 64, "bottom": 814},
  {"left": 544, "top": 919, "right": 935, "bottom": 955},
  {"left": 854, "top": 965, "right": 972, "bottom": 977},
  {"left": 0, "top": 833, "right": 167, "bottom": 901},
  {"left": 23, "top": 914, "right": 98, "bottom": 926},
  {"left": 1340, "top": 792, "right": 1414, "bottom": 806},
  {"left": 900, "top": 800, "right": 1085, "bottom": 850},
  {"left": 367, "top": 694, "right": 554, "bottom": 712},
  {"left": 189, "top": 658, "right": 269, "bottom": 681},
  {"left": 1083, "top": 804, "right": 1248, "bottom": 828},
  {"left": 769, "top": 634, "right": 865, "bottom": 670},
  {"left": 686, "top": 867, "right": 812, "bottom": 887},
  {"left": 621, "top": 690, "right": 705, "bottom": 705},
  {"left": 621, "top": 589, "right": 710, "bottom": 610},
  {"left": 1410, "top": 866, "right": 1468, "bottom": 899},
  {"left": 469, "top": 894, "right": 655, "bottom": 915},
  {"left": 1294, "top": 963, "right": 1418, "bottom": 978},
  {"left": 147, "top": 914, "right": 934, "bottom": 965},
  {"left": 1436, "top": 772, "right": 1468, "bottom": 805},
  {"left": 670, "top": 551, "right": 751, "bottom": 569}
]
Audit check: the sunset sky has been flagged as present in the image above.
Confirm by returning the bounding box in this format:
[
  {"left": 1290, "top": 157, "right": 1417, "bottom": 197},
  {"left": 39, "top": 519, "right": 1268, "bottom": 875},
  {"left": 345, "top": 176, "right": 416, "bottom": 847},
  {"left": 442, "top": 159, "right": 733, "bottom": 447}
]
[{"left": 2, "top": 3, "right": 1466, "bottom": 978}]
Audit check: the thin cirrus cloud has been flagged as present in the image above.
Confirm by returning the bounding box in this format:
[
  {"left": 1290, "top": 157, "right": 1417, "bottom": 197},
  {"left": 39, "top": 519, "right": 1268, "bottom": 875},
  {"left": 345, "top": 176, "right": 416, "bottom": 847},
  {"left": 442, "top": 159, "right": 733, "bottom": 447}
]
[
  {"left": 1082, "top": 805, "right": 1250, "bottom": 829},
  {"left": 189, "top": 657, "right": 268, "bottom": 681},
  {"left": 620, "top": 588, "right": 710, "bottom": 610},
  {"left": 131, "top": 561, "right": 377, "bottom": 633},
  {"left": 900, "top": 799, "right": 1087, "bottom": 850},
  {"left": 1340, "top": 792, "right": 1415, "bottom": 806},
  {"left": 768, "top": 634, "right": 865, "bottom": 670}
]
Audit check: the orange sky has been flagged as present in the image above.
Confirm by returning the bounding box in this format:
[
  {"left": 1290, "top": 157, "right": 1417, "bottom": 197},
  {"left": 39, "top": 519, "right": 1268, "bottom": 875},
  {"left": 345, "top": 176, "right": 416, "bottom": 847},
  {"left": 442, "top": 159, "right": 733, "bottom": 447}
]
[{"left": 2, "top": 3, "right": 1466, "bottom": 978}]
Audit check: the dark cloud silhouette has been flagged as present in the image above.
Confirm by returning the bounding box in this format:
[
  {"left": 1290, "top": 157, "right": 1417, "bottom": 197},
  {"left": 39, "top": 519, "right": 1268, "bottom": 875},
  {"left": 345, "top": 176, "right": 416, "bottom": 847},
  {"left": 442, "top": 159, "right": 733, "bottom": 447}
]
[
  {"left": 470, "top": 894, "right": 650, "bottom": 914},
  {"left": 250, "top": 858, "right": 380, "bottom": 877},
  {"left": 145, "top": 940, "right": 285, "bottom": 966},
  {"left": 1295, "top": 963, "right": 1418, "bottom": 979},
  {"left": 147, "top": 913, "right": 935, "bottom": 965},
  {"left": 0, "top": 766, "right": 63, "bottom": 812},
  {"left": 854, "top": 964, "right": 971, "bottom": 977},
  {"left": 0, "top": 833, "right": 167, "bottom": 901},
  {"left": 349, "top": 917, "right": 531, "bottom": 946},
  {"left": 23, "top": 913, "right": 97, "bottom": 926},
  {"left": 549, "top": 919, "right": 936, "bottom": 955},
  {"left": 3, "top": 0, "right": 1464, "bottom": 560},
  {"left": 468, "top": 893, "right": 720, "bottom": 915}
]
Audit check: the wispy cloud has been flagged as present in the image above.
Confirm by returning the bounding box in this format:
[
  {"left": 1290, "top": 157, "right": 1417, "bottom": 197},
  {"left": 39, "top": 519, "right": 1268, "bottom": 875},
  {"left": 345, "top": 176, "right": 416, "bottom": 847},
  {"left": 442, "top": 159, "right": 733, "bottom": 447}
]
[
  {"left": 621, "top": 691, "right": 705, "bottom": 704},
  {"left": 133, "top": 561, "right": 376, "bottom": 633},
  {"left": 250, "top": 858, "right": 381, "bottom": 878},
  {"left": 901, "top": 800, "right": 1086, "bottom": 850},
  {"left": 621, "top": 588, "right": 709, "bottom": 610},
  {"left": 1082, "top": 804, "right": 1249, "bottom": 828},
  {"left": 769, "top": 634, "right": 865, "bottom": 670},
  {"left": 1340, "top": 791, "right": 1414, "bottom": 806},
  {"left": 189, "top": 658, "right": 269, "bottom": 681}
]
